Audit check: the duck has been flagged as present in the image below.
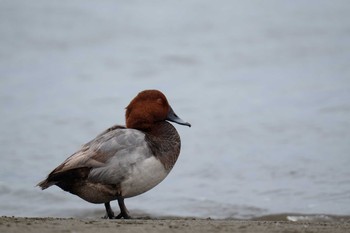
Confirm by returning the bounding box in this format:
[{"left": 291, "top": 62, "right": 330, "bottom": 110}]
[{"left": 37, "top": 90, "right": 191, "bottom": 219}]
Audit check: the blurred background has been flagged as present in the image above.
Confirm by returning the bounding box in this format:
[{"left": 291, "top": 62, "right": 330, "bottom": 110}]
[{"left": 1, "top": 0, "right": 350, "bottom": 219}]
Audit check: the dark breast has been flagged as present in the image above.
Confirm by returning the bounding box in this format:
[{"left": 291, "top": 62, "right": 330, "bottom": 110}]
[{"left": 145, "top": 122, "right": 181, "bottom": 170}]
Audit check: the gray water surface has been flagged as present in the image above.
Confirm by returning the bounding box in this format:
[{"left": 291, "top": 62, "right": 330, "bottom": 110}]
[{"left": 1, "top": 0, "right": 350, "bottom": 219}]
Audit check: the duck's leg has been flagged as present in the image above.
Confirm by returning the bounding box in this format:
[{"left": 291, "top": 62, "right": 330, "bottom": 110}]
[
  {"left": 115, "top": 197, "right": 131, "bottom": 219},
  {"left": 104, "top": 202, "right": 115, "bottom": 219}
]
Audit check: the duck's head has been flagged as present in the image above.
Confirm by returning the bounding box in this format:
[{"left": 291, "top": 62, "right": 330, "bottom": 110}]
[{"left": 125, "top": 90, "right": 191, "bottom": 130}]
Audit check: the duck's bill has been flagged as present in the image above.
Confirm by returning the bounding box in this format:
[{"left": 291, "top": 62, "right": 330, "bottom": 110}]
[{"left": 167, "top": 106, "right": 191, "bottom": 127}]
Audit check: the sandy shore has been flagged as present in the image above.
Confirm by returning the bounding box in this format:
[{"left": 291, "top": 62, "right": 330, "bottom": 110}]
[{"left": 1, "top": 216, "right": 349, "bottom": 233}]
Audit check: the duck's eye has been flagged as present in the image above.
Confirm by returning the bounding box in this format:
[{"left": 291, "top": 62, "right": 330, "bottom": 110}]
[{"left": 156, "top": 98, "right": 164, "bottom": 105}]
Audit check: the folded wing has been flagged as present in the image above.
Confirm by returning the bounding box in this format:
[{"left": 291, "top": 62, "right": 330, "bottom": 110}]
[{"left": 37, "top": 125, "right": 151, "bottom": 189}]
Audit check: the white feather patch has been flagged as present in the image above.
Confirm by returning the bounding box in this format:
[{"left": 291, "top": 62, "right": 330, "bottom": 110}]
[{"left": 120, "top": 156, "right": 168, "bottom": 198}]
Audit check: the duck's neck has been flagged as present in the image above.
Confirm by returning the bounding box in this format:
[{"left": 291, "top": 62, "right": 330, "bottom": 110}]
[{"left": 145, "top": 121, "right": 181, "bottom": 170}]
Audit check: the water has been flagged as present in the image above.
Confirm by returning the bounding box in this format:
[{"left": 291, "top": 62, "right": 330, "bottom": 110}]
[{"left": 1, "top": 0, "right": 350, "bottom": 219}]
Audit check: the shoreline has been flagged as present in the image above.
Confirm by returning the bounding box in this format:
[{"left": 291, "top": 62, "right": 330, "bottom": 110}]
[{"left": 1, "top": 216, "right": 349, "bottom": 233}]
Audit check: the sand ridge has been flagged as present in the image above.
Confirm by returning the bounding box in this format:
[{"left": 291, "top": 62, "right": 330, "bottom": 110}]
[{"left": 1, "top": 216, "right": 350, "bottom": 233}]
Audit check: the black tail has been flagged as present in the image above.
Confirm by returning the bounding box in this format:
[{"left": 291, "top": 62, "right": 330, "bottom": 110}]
[
  {"left": 37, "top": 179, "right": 55, "bottom": 190},
  {"left": 37, "top": 167, "right": 91, "bottom": 190}
]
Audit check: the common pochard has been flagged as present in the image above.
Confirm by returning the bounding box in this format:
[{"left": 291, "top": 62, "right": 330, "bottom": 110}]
[{"left": 38, "top": 90, "right": 191, "bottom": 219}]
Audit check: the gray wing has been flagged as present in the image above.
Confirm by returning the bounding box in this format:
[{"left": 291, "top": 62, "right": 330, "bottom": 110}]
[{"left": 38, "top": 125, "right": 151, "bottom": 188}]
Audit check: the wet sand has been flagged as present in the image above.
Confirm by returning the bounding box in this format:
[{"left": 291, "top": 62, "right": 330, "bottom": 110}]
[{"left": 1, "top": 216, "right": 349, "bottom": 233}]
